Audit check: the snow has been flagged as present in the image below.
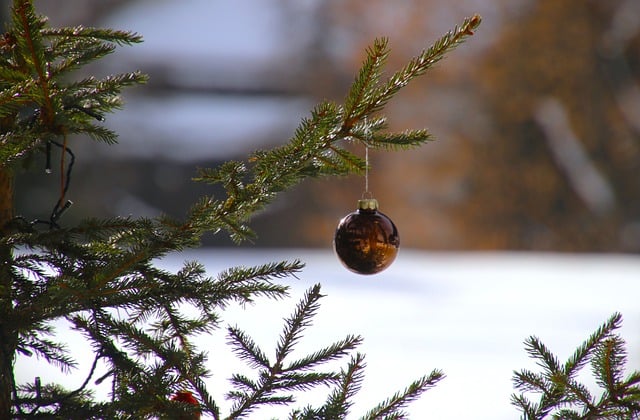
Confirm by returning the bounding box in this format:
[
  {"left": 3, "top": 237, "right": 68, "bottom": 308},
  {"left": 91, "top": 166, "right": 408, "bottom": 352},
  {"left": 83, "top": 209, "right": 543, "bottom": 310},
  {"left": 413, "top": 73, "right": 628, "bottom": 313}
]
[{"left": 13, "top": 249, "right": 640, "bottom": 419}]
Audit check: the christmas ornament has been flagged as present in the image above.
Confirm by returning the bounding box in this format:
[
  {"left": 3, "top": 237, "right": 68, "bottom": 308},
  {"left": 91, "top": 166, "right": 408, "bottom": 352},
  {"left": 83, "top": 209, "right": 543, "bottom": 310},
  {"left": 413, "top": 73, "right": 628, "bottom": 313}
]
[
  {"left": 171, "top": 390, "right": 201, "bottom": 419},
  {"left": 334, "top": 197, "right": 399, "bottom": 275}
]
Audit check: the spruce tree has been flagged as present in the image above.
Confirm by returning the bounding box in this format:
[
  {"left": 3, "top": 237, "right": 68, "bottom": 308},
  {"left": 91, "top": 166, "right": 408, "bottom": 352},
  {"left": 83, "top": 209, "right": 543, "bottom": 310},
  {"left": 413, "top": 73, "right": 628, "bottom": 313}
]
[{"left": 1, "top": 1, "right": 478, "bottom": 418}]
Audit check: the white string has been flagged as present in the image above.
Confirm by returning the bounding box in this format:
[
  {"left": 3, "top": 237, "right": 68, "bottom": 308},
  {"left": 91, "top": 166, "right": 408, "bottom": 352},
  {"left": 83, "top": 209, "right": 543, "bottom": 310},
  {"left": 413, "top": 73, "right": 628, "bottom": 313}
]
[
  {"left": 363, "top": 115, "right": 372, "bottom": 197},
  {"left": 365, "top": 145, "right": 369, "bottom": 195}
]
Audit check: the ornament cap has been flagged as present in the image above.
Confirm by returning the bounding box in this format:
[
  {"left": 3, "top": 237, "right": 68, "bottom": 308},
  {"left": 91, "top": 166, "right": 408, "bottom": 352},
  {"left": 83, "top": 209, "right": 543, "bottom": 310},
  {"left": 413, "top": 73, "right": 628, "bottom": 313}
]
[{"left": 357, "top": 198, "right": 378, "bottom": 211}]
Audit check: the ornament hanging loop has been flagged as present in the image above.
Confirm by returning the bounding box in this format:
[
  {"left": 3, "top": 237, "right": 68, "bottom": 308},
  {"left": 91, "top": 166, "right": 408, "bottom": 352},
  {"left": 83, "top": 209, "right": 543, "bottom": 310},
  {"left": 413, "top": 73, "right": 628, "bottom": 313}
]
[{"left": 361, "top": 189, "right": 374, "bottom": 200}]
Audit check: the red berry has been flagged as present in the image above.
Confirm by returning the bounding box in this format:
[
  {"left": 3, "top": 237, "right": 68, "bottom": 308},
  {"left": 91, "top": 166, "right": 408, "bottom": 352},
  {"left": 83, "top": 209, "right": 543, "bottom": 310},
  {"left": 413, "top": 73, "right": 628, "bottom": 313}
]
[{"left": 171, "top": 391, "right": 201, "bottom": 419}]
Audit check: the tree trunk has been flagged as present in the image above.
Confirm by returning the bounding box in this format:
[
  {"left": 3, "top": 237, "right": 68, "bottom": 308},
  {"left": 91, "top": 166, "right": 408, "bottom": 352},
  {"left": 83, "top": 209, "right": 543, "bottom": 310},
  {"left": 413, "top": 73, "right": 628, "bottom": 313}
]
[{"left": 0, "top": 166, "right": 15, "bottom": 419}]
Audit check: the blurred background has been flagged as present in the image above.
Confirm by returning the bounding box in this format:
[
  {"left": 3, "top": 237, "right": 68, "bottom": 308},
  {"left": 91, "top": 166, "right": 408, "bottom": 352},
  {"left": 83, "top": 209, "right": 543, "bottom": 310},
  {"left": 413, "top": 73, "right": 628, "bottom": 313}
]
[
  {"left": 8, "top": 3, "right": 640, "bottom": 418},
  {"left": 9, "top": 0, "right": 640, "bottom": 252}
]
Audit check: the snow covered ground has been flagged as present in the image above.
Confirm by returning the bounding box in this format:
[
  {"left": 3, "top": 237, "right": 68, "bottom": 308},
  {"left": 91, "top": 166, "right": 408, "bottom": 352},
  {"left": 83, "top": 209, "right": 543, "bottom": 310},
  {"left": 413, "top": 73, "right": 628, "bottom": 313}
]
[{"left": 14, "top": 249, "right": 640, "bottom": 419}]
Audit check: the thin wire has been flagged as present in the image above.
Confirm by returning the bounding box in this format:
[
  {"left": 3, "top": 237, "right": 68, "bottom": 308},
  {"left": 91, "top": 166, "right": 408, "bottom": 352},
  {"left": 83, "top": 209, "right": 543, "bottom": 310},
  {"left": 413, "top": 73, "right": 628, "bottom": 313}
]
[
  {"left": 59, "top": 134, "right": 66, "bottom": 200},
  {"left": 48, "top": 138, "right": 75, "bottom": 227}
]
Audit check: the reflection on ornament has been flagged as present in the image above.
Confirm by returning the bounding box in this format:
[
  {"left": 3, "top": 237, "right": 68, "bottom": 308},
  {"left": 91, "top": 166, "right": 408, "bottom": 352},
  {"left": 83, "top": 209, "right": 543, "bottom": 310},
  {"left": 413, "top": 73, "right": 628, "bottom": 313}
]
[{"left": 333, "top": 198, "right": 399, "bottom": 275}]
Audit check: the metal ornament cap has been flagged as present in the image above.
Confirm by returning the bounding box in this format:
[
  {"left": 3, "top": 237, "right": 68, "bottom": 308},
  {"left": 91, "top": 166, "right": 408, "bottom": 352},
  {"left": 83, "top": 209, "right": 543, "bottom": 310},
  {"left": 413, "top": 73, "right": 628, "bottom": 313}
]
[
  {"left": 357, "top": 198, "right": 378, "bottom": 211},
  {"left": 333, "top": 199, "right": 400, "bottom": 275}
]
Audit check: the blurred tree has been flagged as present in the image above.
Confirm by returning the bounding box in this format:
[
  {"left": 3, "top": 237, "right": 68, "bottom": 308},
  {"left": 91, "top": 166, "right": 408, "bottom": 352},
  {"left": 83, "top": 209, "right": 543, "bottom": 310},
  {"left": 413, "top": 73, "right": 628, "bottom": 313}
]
[{"left": 458, "top": 0, "right": 640, "bottom": 251}]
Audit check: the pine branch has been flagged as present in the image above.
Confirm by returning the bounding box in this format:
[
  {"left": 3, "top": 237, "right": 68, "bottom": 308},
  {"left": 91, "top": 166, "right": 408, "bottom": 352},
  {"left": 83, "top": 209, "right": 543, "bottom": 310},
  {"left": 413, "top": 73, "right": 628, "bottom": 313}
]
[
  {"left": 66, "top": 122, "right": 119, "bottom": 144},
  {"left": 0, "top": 80, "right": 38, "bottom": 118},
  {"left": 564, "top": 312, "right": 621, "bottom": 380},
  {"left": 315, "top": 352, "right": 367, "bottom": 419},
  {"left": 63, "top": 72, "right": 147, "bottom": 113},
  {"left": 512, "top": 369, "right": 551, "bottom": 394},
  {"left": 228, "top": 374, "right": 259, "bottom": 394},
  {"left": 512, "top": 312, "right": 640, "bottom": 419},
  {"left": 276, "top": 284, "right": 324, "bottom": 363},
  {"left": 16, "top": 330, "right": 77, "bottom": 374},
  {"left": 276, "top": 371, "right": 340, "bottom": 393},
  {"left": 510, "top": 393, "right": 541, "bottom": 420},
  {"left": 12, "top": 0, "right": 53, "bottom": 125},
  {"left": 0, "top": 64, "right": 27, "bottom": 84},
  {"left": 524, "top": 336, "right": 562, "bottom": 377},
  {"left": 66, "top": 308, "right": 217, "bottom": 419},
  {"left": 227, "top": 326, "right": 272, "bottom": 370},
  {"left": 343, "top": 37, "right": 390, "bottom": 123},
  {"left": 349, "top": 14, "right": 481, "bottom": 123},
  {"left": 42, "top": 26, "right": 143, "bottom": 45},
  {"left": 17, "top": 350, "right": 105, "bottom": 417},
  {"left": 190, "top": 376, "right": 221, "bottom": 420},
  {"left": 152, "top": 303, "right": 209, "bottom": 355},
  {"left": 592, "top": 336, "right": 627, "bottom": 396},
  {"left": 562, "top": 378, "right": 595, "bottom": 412},
  {"left": 553, "top": 408, "right": 582, "bottom": 419},
  {"left": 48, "top": 39, "right": 116, "bottom": 76},
  {"left": 370, "top": 129, "right": 435, "bottom": 151},
  {"left": 0, "top": 0, "right": 147, "bottom": 168},
  {"left": 283, "top": 334, "right": 363, "bottom": 373},
  {"left": 359, "top": 369, "right": 445, "bottom": 420},
  {"left": 12, "top": 231, "right": 295, "bottom": 337},
  {"left": 16, "top": 381, "right": 105, "bottom": 419},
  {"left": 226, "top": 285, "right": 359, "bottom": 419}
]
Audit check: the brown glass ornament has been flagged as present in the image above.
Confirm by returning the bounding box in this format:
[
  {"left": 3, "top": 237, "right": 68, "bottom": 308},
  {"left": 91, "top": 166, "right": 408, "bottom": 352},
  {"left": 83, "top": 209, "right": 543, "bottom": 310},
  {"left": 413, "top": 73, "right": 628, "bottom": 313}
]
[{"left": 333, "top": 198, "right": 399, "bottom": 275}]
